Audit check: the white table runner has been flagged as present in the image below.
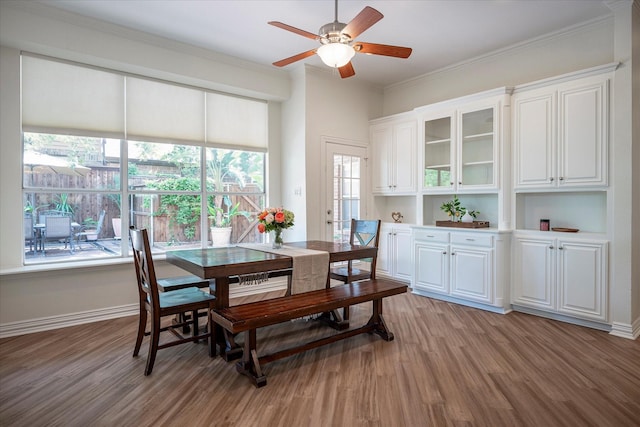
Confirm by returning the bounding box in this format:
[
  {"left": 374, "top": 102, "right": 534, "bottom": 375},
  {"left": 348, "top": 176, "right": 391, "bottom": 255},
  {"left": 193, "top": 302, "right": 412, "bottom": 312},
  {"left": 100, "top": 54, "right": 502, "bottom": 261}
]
[{"left": 237, "top": 243, "right": 330, "bottom": 294}]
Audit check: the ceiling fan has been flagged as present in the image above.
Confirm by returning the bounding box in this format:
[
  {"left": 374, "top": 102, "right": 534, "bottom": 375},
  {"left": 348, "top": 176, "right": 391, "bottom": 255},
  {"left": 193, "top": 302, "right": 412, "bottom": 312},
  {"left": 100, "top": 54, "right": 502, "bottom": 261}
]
[{"left": 268, "top": 0, "right": 412, "bottom": 78}]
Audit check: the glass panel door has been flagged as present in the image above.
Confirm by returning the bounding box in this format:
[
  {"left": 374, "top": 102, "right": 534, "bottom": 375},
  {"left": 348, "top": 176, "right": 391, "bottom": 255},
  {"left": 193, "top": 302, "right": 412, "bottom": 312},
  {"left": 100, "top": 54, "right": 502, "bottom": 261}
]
[
  {"left": 424, "top": 116, "right": 452, "bottom": 189},
  {"left": 325, "top": 142, "right": 367, "bottom": 243},
  {"left": 460, "top": 108, "right": 494, "bottom": 186}
]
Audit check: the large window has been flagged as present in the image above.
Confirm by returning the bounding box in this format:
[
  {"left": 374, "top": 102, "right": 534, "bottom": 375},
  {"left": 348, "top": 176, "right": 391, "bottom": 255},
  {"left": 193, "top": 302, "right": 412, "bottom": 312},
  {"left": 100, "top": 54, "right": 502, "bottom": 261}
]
[{"left": 21, "top": 54, "right": 268, "bottom": 264}]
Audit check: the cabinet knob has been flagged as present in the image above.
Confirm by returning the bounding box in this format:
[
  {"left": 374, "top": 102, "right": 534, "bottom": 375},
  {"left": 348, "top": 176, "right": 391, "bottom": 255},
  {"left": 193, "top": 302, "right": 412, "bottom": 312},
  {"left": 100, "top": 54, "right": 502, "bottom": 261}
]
[
  {"left": 550, "top": 177, "right": 554, "bottom": 182},
  {"left": 443, "top": 251, "right": 447, "bottom": 255},
  {"left": 450, "top": 182, "right": 454, "bottom": 186},
  {"left": 558, "top": 246, "right": 564, "bottom": 250},
  {"left": 549, "top": 245, "right": 554, "bottom": 249},
  {"left": 559, "top": 177, "right": 564, "bottom": 181},
  {"left": 451, "top": 252, "right": 456, "bottom": 255},
  {"left": 458, "top": 181, "right": 462, "bottom": 185}
]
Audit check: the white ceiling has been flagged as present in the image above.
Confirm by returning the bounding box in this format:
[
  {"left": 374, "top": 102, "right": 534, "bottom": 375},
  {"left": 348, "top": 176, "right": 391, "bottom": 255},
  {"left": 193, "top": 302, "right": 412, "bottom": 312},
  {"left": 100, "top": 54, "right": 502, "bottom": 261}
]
[{"left": 38, "top": 0, "right": 613, "bottom": 87}]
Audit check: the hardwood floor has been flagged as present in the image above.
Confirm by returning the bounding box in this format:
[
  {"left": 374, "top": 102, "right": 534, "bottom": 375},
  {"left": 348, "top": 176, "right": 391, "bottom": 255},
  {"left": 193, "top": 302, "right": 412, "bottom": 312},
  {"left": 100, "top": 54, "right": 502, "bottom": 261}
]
[{"left": 1, "top": 291, "right": 639, "bottom": 427}]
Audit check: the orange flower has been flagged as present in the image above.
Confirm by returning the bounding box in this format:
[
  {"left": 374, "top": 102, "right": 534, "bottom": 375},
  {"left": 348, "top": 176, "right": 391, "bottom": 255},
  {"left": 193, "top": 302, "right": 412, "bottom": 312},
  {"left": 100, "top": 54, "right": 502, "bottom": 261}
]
[
  {"left": 258, "top": 211, "right": 268, "bottom": 220},
  {"left": 274, "top": 212, "right": 285, "bottom": 223},
  {"left": 257, "top": 223, "right": 266, "bottom": 233}
]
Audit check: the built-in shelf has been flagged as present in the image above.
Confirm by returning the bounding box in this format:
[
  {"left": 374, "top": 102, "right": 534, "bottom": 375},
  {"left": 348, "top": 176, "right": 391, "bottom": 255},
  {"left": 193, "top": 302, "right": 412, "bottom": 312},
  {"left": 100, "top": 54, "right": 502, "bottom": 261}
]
[
  {"left": 425, "top": 138, "right": 451, "bottom": 145},
  {"left": 462, "top": 161, "right": 493, "bottom": 166},
  {"left": 425, "top": 163, "right": 451, "bottom": 170},
  {"left": 463, "top": 132, "right": 493, "bottom": 141},
  {"left": 515, "top": 191, "right": 607, "bottom": 233}
]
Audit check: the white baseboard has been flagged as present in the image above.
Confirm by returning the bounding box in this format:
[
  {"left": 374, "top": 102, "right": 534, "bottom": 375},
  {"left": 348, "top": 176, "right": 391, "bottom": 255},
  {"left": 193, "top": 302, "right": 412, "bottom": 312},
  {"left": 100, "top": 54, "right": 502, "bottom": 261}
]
[
  {"left": 0, "top": 303, "right": 138, "bottom": 339},
  {"left": 609, "top": 317, "right": 640, "bottom": 340},
  {"left": 0, "top": 279, "right": 289, "bottom": 339}
]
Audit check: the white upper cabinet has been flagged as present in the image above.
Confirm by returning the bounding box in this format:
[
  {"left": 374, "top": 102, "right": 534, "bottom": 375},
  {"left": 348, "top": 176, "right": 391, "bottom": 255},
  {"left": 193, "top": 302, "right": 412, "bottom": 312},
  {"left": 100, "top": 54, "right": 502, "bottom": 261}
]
[
  {"left": 513, "top": 72, "right": 610, "bottom": 190},
  {"left": 371, "top": 115, "right": 417, "bottom": 195},
  {"left": 418, "top": 89, "right": 509, "bottom": 194}
]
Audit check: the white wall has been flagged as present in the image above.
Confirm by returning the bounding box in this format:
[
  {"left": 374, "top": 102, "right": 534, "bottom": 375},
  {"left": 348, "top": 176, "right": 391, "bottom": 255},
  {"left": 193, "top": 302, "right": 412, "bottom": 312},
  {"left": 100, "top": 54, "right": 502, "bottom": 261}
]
[
  {"left": 279, "top": 65, "right": 383, "bottom": 242},
  {"left": 303, "top": 67, "right": 383, "bottom": 240},
  {"left": 382, "top": 17, "right": 614, "bottom": 116},
  {"left": 280, "top": 66, "right": 308, "bottom": 242},
  {"left": 632, "top": 0, "right": 640, "bottom": 327}
]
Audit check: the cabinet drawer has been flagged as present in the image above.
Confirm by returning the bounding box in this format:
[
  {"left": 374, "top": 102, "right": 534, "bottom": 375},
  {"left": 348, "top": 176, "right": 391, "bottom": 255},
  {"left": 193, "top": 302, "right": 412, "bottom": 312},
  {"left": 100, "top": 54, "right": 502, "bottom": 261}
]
[
  {"left": 413, "top": 230, "right": 449, "bottom": 243},
  {"left": 451, "top": 233, "right": 493, "bottom": 247}
]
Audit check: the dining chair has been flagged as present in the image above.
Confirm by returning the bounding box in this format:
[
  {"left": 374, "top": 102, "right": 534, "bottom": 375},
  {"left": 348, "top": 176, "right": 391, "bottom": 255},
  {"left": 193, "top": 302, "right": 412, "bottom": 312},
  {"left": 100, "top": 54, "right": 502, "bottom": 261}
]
[
  {"left": 43, "top": 215, "right": 74, "bottom": 255},
  {"left": 329, "top": 219, "right": 381, "bottom": 320},
  {"left": 129, "top": 226, "right": 216, "bottom": 376}
]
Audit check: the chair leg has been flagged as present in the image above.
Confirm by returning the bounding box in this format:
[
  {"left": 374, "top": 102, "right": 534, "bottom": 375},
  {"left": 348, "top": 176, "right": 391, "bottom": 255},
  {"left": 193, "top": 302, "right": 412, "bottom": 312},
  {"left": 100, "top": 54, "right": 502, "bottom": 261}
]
[
  {"left": 144, "top": 316, "right": 161, "bottom": 376},
  {"left": 178, "top": 313, "right": 191, "bottom": 333},
  {"left": 133, "top": 307, "right": 147, "bottom": 357},
  {"left": 192, "top": 310, "right": 199, "bottom": 343},
  {"left": 208, "top": 309, "right": 215, "bottom": 357}
]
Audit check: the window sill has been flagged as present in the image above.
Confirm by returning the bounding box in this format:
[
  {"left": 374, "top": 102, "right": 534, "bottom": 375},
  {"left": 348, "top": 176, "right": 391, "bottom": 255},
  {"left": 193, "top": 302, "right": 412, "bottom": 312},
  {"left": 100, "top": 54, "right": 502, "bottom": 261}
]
[{"left": 0, "top": 256, "right": 135, "bottom": 277}]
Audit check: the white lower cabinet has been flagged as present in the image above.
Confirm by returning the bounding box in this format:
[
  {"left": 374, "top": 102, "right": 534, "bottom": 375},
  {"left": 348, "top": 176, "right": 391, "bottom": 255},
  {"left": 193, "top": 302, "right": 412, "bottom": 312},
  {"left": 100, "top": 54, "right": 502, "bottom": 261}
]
[
  {"left": 412, "top": 228, "right": 508, "bottom": 312},
  {"left": 512, "top": 234, "right": 608, "bottom": 323},
  {"left": 377, "top": 223, "right": 412, "bottom": 281}
]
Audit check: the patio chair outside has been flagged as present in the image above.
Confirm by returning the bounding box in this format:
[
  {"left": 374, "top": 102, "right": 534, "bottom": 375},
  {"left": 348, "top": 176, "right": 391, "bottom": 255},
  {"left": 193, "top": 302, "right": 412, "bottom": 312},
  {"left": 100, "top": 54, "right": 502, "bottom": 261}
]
[
  {"left": 43, "top": 215, "right": 74, "bottom": 255},
  {"left": 75, "top": 210, "right": 106, "bottom": 249},
  {"left": 24, "top": 213, "right": 34, "bottom": 253}
]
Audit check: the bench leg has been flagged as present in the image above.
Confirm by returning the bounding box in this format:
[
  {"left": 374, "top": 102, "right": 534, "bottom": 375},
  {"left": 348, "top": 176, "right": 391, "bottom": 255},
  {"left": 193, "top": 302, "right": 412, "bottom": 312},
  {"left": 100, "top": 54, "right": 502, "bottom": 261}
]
[
  {"left": 367, "top": 298, "right": 394, "bottom": 341},
  {"left": 318, "top": 309, "right": 349, "bottom": 331},
  {"left": 218, "top": 328, "right": 243, "bottom": 361},
  {"left": 236, "top": 329, "right": 267, "bottom": 388}
]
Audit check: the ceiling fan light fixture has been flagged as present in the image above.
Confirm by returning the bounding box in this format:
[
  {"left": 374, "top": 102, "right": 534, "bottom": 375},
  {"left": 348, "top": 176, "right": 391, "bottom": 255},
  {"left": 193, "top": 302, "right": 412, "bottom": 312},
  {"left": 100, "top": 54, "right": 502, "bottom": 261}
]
[{"left": 317, "top": 43, "right": 355, "bottom": 68}]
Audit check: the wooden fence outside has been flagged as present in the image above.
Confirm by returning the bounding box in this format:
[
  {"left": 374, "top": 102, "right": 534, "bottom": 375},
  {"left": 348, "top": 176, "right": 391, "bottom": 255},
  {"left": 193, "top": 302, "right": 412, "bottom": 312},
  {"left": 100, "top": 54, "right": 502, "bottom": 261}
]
[{"left": 25, "top": 167, "right": 265, "bottom": 244}]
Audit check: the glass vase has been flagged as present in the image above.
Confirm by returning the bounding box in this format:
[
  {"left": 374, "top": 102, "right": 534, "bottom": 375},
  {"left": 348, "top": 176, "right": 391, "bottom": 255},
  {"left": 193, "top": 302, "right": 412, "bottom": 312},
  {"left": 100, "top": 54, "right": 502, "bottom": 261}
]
[{"left": 272, "top": 228, "right": 284, "bottom": 249}]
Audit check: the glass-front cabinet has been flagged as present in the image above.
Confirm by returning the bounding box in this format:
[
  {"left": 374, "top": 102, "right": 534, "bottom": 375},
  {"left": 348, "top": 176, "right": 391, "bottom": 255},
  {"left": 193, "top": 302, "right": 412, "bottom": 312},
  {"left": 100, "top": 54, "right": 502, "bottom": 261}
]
[
  {"left": 420, "top": 100, "right": 499, "bottom": 193},
  {"left": 423, "top": 115, "right": 453, "bottom": 189},
  {"left": 460, "top": 107, "right": 494, "bottom": 187}
]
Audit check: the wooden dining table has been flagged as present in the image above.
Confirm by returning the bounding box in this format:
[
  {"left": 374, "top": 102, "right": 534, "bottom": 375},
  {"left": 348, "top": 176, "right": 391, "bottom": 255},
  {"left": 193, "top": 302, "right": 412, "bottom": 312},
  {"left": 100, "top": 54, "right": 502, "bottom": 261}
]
[{"left": 165, "top": 240, "right": 377, "bottom": 358}]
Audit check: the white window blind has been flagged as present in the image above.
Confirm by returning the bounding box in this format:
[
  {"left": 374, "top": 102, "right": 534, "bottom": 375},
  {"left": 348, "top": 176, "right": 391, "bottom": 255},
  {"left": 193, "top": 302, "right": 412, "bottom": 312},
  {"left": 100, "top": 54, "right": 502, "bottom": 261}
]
[
  {"left": 22, "top": 55, "right": 268, "bottom": 150},
  {"left": 22, "top": 55, "right": 125, "bottom": 138},
  {"left": 206, "top": 92, "right": 267, "bottom": 150},
  {"left": 126, "top": 77, "right": 205, "bottom": 144}
]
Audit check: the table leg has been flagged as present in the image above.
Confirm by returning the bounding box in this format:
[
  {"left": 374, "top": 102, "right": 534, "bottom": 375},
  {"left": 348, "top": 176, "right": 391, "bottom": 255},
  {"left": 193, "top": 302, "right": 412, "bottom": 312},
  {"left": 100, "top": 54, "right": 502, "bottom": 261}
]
[{"left": 213, "top": 276, "right": 243, "bottom": 361}]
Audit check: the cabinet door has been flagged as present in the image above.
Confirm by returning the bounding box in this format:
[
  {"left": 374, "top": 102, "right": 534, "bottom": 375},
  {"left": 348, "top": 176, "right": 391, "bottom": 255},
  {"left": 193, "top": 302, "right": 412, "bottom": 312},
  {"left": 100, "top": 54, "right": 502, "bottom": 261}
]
[
  {"left": 414, "top": 243, "right": 449, "bottom": 294},
  {"left": 512, "top": 237, "right": 555, "bottom": 311},
  {"left": 558, "top": 79, "right": 607, "bottom": 187},
  {"left": 513, "top": 90, "right": 556, "bottom": 189},
  {"left": 393, "top": 121, "right": 417, "bottom": 193},
  {"left": 394, "top": 229, "right": 413, "bottom": 281},
  {"left": 376, "top": 226, "right": 392, "bottom": 277},
  {"left": 450, "top": 245, "right": 492, "bottom": 303},
  {"left": 423, "top": 115, "right": 454, "bottom": 191},
  {"left": 557, "top": 240, "right": 607, "bottom": 321},
  {"left": 371, "top": 125, "right": 392, "bottom": 194},
  {"left": 459, "top": 107, "right": 497, "bottom": 190}
]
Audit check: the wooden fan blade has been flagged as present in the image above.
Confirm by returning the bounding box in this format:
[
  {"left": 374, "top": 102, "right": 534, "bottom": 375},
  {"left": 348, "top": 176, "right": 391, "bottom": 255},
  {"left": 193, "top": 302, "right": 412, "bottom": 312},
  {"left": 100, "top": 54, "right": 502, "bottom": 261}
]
[
  {"left": 338, "top": 62, "right": 355, "bottom": 78},
  {"left": 273, "top": 49, "right": 317, "bottom": 67},
  {"left": 342, "top": 6, "right": 383, "bottom": 39},
  {"left": 354, "top": 42, "right": 412, "bottom": 58},
  {"left": 268, "top": 21, "right": 318, "bottom": 40}
]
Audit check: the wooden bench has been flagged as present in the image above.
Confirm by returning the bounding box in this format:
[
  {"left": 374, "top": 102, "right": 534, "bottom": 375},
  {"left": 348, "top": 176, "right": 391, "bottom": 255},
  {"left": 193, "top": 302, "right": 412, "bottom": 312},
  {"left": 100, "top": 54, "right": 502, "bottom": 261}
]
[{"left": 211, "top": 278, "right": 408, "bottom": 387}]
